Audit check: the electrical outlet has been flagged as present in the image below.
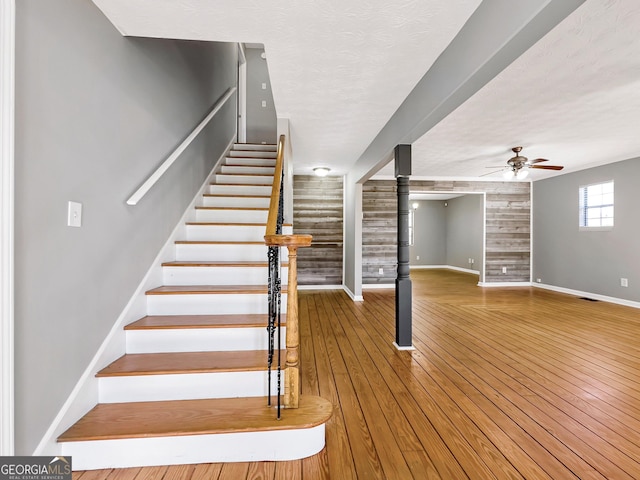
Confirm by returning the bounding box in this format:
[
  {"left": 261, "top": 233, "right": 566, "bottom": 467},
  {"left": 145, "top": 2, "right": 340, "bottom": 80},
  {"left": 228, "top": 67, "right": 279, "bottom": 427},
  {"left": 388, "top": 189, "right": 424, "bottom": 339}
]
[
  {"left": 536, "top": 278, "right": 542, "bottom": 283},
  {"left": 261, "top": 82, "right": 267, "bottom": 90},
  {"left": 502, "top": 267, "right": 507, "bottom": 274},
  {"left": 471, "top": 259, "right": 475, "bottom": 264},
  {"left": 67, "top": 201, "right": 82, "bottom": 227},
  {"left": 621, "top": 278, "right": 629, "bottom": 287},
  {"left": 468, "top": 258, "right": 472, "bottom": 264},
  {"left": 416, "top": 256, "right": 420, "bottom": 260},
  {"left": 378, "top": 268, "right": 384, "bottom": 275},
  {"left": 261, "top": 100, "right": 267, "bottom": 107}
]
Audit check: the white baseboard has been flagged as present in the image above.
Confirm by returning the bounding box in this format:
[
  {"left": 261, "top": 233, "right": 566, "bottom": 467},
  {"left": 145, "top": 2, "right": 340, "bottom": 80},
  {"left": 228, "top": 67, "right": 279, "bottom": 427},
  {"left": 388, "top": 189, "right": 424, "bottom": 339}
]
[
  {"left": 393, "top": 342, "right": 415, "bottom": 351},
  {"left": 410, "top": 265, "right": 479, "bottom": 275},
  {"left": 298, "top": 284, "right": 343, "bottom": 290},
  {"left": 33, "top": 136, "right": 236, "bottom": 456},
  {"left": 478, "top": 282, "right": 532, "bottom": 287},
  {"left": 533, "top": 283, "right": 640, "bottom": 309},
  {"left": 342, "top": 285, "right": 363, "bottom": 302}
]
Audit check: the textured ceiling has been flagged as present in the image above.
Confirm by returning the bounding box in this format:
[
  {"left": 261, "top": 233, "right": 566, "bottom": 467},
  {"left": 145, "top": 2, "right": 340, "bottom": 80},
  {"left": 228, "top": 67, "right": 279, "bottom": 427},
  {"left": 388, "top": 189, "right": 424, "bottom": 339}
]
[
  {"left": 375, "top": 0, "right": 640, "bottom": 181},
  {"left": 91, "top": 0, "right": 640, "bottom": 182},
  {"left": 91, "top": 0, "right": 481, "bottom": 176}
]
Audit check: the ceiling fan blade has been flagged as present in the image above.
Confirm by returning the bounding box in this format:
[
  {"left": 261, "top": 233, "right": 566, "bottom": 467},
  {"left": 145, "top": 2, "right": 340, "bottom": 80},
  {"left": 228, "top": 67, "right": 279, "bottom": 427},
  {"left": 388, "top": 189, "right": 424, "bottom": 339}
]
[
  {"left": 480, "top": 170, "right": 502, "bottom": 177},
  {"left": 528, "top": 158, "right": 548, "bottom": 164},
  {"left": 531, "top": 165, "right": 564, "bottom": 170}
]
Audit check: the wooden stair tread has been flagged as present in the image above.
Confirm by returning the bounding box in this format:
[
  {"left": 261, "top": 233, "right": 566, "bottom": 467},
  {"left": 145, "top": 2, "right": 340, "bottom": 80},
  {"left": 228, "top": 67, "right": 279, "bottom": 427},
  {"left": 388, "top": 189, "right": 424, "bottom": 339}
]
[
  {"left": 58, "top": 395, "right": 332, "bottom": 442},
  {"left": 185, "top": 222, "right": 292, "bottom": 226},
  {"left": 203, "top": 194, "right": 270, "bottom": 198},
  {"left": 194, "top": 206, "right": 269, "bottom": 211},
  {"left": 97, "top": 350, "right": 284, "bottom": 376},
  {"left": 175, "top": 240, "right": 264, "bottom": 245},
  {"left": 212, "top": 183, "right": 273, "bottom": 187},
  {"left": 223, "top": 163, "right": 275, "bottom": 167},
  {"left": 161, "top": 261, "right": 287, "bottom": 267},
  {"left": 125, "top": 314, "right": 284, "bottom": 330},
  {"left": 217, "top": 173, "right": 274, "bottom": 177},
  {"left": 146, "top": 285, "right": 288, "bottom": 295}
]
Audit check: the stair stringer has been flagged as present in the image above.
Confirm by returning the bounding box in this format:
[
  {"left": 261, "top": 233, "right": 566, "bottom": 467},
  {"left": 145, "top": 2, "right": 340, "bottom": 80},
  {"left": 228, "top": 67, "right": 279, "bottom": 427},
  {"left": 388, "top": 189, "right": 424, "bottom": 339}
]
[{"left": 32, "top": 136, "right": 236, "bottom": 457}]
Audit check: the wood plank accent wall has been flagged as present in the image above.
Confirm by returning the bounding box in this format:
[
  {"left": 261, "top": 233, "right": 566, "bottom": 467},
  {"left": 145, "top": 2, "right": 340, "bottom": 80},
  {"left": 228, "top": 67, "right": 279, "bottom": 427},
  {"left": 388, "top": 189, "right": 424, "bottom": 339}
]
[
  {"left": 293, "top": 175, "right": 343, "bottom": 285},
  {"left": 363, "top": 180, "right": 531, "bottom": 284}
]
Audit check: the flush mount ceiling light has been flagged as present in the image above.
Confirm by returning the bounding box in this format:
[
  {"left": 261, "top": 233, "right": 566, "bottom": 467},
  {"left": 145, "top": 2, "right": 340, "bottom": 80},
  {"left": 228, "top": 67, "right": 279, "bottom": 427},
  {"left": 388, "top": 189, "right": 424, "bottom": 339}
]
[{"left": 313, "top": 167, "right": 330, "bottom": 177}]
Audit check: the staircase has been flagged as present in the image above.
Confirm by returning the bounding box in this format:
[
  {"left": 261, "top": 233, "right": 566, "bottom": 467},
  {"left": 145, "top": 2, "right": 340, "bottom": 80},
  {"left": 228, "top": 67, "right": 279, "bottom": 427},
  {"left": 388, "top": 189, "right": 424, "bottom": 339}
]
[{"left": 58, "top": 143, "right": 332, "bottom": 470}]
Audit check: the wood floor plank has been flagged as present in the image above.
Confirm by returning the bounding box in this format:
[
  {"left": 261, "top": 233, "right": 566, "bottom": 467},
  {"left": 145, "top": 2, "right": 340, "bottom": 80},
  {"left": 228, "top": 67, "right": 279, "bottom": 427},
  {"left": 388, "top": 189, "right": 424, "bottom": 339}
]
[
  {"left": 246, "top": 461, "right": 275, "bottom": 480},
  {"left": 274, "top": 459, "right": 301, "bottom": 480},
  {"left": 218, "top": 462, "right": 249, "bottom": 479},
  {"left": 190, "top": 463, "right": 222, "bottom": 480},
  {"left": 107, "top": 468, "right": 141, "bottom": 480},
  {"left": 75, "top": 269, "right": 640, "bottom": 479},
  {"left": 132, "top": 466, "right": 167, "bottom": 480}
]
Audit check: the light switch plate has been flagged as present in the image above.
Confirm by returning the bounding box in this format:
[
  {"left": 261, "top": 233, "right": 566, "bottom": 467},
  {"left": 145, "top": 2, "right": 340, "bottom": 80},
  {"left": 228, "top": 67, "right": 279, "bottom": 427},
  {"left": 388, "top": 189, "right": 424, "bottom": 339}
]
[{"left": 68, "top": 201, "right": 82, "bottom": 227}]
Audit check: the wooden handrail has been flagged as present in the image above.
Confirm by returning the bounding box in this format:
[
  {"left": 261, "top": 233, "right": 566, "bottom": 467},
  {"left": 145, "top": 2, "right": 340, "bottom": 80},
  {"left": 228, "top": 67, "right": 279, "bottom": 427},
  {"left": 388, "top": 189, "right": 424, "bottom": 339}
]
[
  {"left": 265, "top": 135, "right": 285, "bottom": 236},
  {"left": 264, "top": 135, "right": 311, "bottom": 410}
]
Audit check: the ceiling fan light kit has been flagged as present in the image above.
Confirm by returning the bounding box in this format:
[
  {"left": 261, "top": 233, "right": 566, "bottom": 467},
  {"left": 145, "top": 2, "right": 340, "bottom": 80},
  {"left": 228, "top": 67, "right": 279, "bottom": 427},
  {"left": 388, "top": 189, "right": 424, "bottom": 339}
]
[{"left": 491, "top": 146, "right": 564, "bottom": 180}]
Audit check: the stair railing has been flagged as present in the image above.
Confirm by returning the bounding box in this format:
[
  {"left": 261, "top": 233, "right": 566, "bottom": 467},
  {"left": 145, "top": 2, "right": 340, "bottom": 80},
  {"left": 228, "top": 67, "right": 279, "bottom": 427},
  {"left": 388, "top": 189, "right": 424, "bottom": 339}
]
[{"left": 264, "top": 135, "right": 311, "bottom": 419}]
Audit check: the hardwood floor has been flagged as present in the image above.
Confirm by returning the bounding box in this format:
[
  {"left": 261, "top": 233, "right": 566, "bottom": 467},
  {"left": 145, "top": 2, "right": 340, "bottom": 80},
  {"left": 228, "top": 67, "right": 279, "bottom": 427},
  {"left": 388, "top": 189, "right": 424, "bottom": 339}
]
[{"left": 74, "top": 269, "right": 640, "bottom": 479}]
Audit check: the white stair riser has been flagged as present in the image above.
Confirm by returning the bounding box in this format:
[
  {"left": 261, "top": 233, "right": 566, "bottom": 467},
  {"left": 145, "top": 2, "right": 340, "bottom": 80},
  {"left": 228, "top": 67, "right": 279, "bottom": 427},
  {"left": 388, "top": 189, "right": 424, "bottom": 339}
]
[
  {"left": 98, "top": 371, "right": 280, "bottom": 403},
  {"left": 146, "top": 293, "right": 287, "bottom": 315},
  {"left": 63, "top": 425, "right": 325, "bottom": 470},
  {"left": 225, "top": 157, "right": 275, "bottom": 167},
  {"left": 229, "top": 150, "right": 277, "bottom": 158},
  {"left": 185, "top": 224, "right": 264, "bottom": 242},
  {"left": 126, "top": 327, "right": 286, "bottom": 353},
  {"left": 185, "top": 224, "right": 291, "bottom": 242},
  {"left": 176, "top": 243, "right": 267, "bottom": 262},
  {"left": 215, "top": 174, "right": 273, "bottom": 185},
  {"left": 194, "top": 209, "right": 268, "bottom": 223},
  {"left": 233, "top": 143, "right": 277, "bottom": 152},
  {"left": 201, "top": 196, "right": 270, "bottom": 208},
  {"left": 163, "top": 266, "right": 288, "bottom": 286},
  {"left": 221, "top": 165, "right": 275, "bottom": 175},
  {"left": 209, "top": 184, "right": 272, "bottom": 196}
]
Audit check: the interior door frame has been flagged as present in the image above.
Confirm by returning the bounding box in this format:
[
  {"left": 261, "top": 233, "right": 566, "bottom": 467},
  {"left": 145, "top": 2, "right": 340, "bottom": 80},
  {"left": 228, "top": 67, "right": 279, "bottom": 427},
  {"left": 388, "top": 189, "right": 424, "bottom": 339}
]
[{"left": 0, "top": 0, "right": 15, "bottom": 456}]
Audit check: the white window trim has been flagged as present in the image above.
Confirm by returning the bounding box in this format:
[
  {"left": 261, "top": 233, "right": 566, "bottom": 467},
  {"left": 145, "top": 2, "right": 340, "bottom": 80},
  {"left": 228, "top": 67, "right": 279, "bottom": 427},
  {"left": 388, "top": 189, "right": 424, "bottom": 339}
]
[{"left": 579, "top": 180, "right": 614, "bottom": 230}]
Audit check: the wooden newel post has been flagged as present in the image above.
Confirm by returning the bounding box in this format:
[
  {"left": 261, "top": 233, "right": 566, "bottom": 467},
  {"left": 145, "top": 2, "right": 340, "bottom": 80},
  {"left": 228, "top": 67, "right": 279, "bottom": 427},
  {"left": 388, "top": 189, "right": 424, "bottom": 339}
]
[{"left": 264, "top": 234, "right": 312, "bottom": 409}]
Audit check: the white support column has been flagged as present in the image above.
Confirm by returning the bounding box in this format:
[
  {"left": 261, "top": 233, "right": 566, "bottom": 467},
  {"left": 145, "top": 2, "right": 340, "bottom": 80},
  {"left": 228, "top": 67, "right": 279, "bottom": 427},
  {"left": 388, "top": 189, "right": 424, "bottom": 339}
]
[{"left": 0, "top": 0, "right": 15, "bottom": 456}]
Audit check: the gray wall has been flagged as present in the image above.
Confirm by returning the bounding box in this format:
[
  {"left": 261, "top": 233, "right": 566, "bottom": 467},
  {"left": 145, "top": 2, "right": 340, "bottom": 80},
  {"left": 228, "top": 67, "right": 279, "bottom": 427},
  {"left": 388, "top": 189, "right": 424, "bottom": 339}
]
[
  {"left": 533, "top": 158, "right": 640, "bottom": 301},
  {"left": 409, "top": 196, "right": 483, "bottom": 272},
  {"left": 410, "top": 201, "right": 446, "bottom": 265},
  {"left": 15, "top": 0, "right": 237, "bottom": 454},
  {"left": 446, "top": 195, "right": 484, "bottom": 272},
  {"left": 293, "top": 175, "right": 343, "bottom": 285},
  {"left": 246, "top": 47, "right": 276, "bottom": 144}
]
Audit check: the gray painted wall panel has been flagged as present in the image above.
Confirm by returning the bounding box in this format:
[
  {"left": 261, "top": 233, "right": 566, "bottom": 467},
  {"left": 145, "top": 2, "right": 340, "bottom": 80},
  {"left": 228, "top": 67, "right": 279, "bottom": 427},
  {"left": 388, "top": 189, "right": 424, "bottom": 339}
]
[
  {"left": 533, "top": 158, "right": 640, "bottom": 301},
  {"left": 15, "top": 0, "right": 237, "bottom": 454},
  {"left": 245, "top": 48, "right": 276, "bottom": 144},
  {"left": 445, "top": 194, "right": 484, "bottom": 272},
  {"left": 410, "top": 201, "right": 446, "bottom": 265}
]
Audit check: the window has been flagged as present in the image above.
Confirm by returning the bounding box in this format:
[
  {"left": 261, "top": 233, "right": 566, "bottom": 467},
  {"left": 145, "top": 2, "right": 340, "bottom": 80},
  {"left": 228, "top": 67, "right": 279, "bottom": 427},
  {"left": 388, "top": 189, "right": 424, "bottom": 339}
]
[{"left": 579, "top": 181, "right": 614, "bottom": 228}]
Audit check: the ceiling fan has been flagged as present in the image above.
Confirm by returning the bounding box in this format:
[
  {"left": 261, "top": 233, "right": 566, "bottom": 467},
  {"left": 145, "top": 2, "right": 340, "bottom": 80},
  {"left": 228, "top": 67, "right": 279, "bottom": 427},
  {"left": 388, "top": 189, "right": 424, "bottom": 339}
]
[{"left": 487, "top": 146, "right": 564, "bottom": 179}]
